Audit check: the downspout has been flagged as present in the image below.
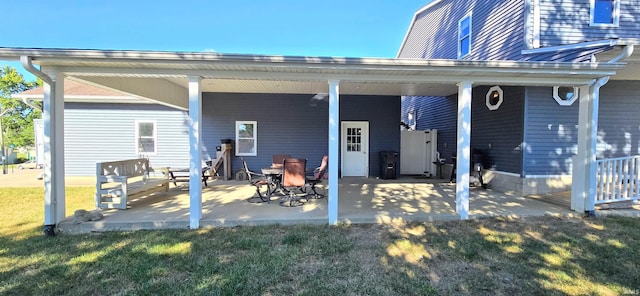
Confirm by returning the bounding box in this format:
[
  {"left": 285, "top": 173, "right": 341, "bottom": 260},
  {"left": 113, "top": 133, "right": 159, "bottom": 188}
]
[
  {"left": 20, "top": 56, "right": 53, "bottom": 85},
  {"left": 581, "top": 44, "right": 632, "bottom": 215},
  {"left": 608, "top": 44, "right": 634, "bottom": 63},
  {"left": 22, "top": 98, "right": 42, "bottom": 111},
  {"left": 20, "top": 56, "right": 58, "bottom": 237},
  {"left": 20, "top": 56, "right": 47, "bottom": 110}
]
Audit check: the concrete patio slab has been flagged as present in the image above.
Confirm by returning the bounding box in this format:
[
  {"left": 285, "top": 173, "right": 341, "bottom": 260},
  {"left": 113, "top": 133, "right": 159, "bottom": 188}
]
[{"left": 61, "top": 176, "right": 631, "bottom": 234}]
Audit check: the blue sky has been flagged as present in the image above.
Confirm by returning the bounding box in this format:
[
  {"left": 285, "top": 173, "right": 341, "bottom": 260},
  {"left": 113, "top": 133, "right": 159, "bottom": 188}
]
[{"left": 1, "top": 0, "right": 430, "bottom": 81}]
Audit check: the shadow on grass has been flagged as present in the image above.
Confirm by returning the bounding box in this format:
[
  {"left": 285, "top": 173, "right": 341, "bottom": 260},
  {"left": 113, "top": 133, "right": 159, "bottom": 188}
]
[{"left": 0, "top": 216, "right": 638, "bottom": 295}]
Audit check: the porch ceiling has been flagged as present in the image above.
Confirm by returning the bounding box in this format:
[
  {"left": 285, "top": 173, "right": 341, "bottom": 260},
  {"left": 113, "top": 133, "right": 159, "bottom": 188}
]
[
  {"left": 0, "top": 47, "right": 625, "bottom": 109},
  {"left": 595, "top": 45, "right": 640, "bottom": 81}
]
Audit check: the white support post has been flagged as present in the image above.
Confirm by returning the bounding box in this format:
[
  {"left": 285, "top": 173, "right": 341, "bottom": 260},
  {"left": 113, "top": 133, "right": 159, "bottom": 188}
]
[
  {"left": 456, "top": 81, "right": 473, "bottom": 220},
  {"left": 328, "top": 80, "right": 340, "bottom": 225},
  {"left": 572, "top": 77, "right": 608, "bottom": 215},
  {"left": 188, "top": 76, "right": 203, "bottom": 229},
  {"left": 43, "top": 73, "right": 66, "bottom": 235}
]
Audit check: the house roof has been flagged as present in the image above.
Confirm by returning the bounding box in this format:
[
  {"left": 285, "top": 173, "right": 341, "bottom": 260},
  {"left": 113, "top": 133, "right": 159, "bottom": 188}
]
[
  {"left": 12, "top": 79, "right": 151, "bottom": 104},
  {"left": 0, "top": 47, "right": 623, "bottom": 110}
]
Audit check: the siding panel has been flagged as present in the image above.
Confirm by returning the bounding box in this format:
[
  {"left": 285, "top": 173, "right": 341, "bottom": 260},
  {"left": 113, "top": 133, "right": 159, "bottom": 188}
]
[
  {"left": 398, "top": 0, "right": 526, "bottom": 60},
  {"left": 538, "top": 0, "right": 640, "bottom": 47},
  {"left": 471, "top": 86, "right": 525, "bottom": 174},
  {"left": 523, "top": 87, "right": 579, "bottom": 176},
  {"left": 203, "top": 93, "right": 399, "bottom": 177},
  {"left": 65, "top": 103, "right": 190, "bottom": 176},
  {"left": 402, "top": 86, "right": 525, "bottom": 174}
]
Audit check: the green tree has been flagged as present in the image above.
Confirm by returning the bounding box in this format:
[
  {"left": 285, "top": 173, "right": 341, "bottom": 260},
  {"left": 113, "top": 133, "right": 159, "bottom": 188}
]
[{"left": 0, "top": 66, "right": 41, "bottom": 148}]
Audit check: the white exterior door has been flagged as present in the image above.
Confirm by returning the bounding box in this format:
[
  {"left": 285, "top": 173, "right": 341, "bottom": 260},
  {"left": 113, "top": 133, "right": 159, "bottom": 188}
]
[{"left": 341, "top": 121, "right": 369, "bottom": 177}]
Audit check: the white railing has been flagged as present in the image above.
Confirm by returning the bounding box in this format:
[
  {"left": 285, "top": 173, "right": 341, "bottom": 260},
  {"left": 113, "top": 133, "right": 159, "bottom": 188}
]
[{"left": 596, "top": 155, "right": 640, "bottom": 204}]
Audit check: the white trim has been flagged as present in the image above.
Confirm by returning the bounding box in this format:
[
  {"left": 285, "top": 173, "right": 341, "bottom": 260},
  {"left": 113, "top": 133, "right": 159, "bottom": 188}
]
[
  {"left": 340, "top": 121, "right": 370, "bottom": 177},
  {"left": 328, "top": 80, "right": 340, "bottom": 225},
  {"left": 553, "top": 86, "right": 579, "bottom": 106},
  {"left": 523, "top": 174, "right": 570, "bottom": 178},
  {"left": 590, "top": 0, "right": 620, "bottom": 27},
  {"left": 458, "top": 13, "right": 473, "bottom": 59},
  {"left": 485, "top": 86, "right": 503, "bottom": 111},
  {"left": 188, "top": 76, "right": 203, "bottom": 229},
  {"left": 456, "top": 81, "right": 473, "bottom": 220},
  {"left": 235, "top": 121, "right": 257, "bottom": 156},
  {"left": 396, "top": 0, "right": 444, "bottom": 57},
  {"left": 532, "top": 0, "right": 540, "bottom": 48},
  {"left": 134, "top": 120, "right": 158, "bottom": 156}
]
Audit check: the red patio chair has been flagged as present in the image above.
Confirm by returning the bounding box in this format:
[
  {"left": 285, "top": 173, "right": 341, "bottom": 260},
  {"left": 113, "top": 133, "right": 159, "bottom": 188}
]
[
  {"left": 272, "top": 154, "right": 291, "bottom": 169},
  {"left": 280, "top": 158, "right": 307, "bottom": 207}
]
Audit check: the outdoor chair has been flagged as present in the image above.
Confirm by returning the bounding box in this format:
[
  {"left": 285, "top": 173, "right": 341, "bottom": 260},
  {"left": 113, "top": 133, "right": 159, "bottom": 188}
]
[
  {"left": 271, "top": 154, "right": 291, "bottom": 168},
  {"left": 305, "top": 155, "right": 327, "bottom": 199},
  {"left": 242, "top": 159, "right": 270, "bottom": 202},
  {"left": 280, "top": 158, "right": 307, "bottom": 207}
]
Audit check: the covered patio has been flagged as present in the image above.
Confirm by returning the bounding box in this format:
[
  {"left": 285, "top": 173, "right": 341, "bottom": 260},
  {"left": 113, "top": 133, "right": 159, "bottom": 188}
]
[
  {"left": 58, "top": 177, "right": 584, "bottom": 234},
  {"left": 0, "top": 47, "right": 627, "bottom": 234}
]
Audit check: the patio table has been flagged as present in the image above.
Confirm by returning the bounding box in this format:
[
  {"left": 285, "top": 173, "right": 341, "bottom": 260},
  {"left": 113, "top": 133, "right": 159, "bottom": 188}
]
[{"left": 261, "top": 167, "right": 283, "bottom": 203}]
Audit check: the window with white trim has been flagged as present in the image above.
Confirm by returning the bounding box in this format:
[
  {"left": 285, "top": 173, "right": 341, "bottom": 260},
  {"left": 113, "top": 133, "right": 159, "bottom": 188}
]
[
  {"left": 236, "top": 121, "right": 257, "bottom": 156},
  {"left": 458, "top": 14, "right": 472, "bottom": 58},
  {"left": 553, "top": 86, "right": 579, "bottom": 106},
  {"left": 590, "top": 0, "right": 619, "bottom": 27},
  {"left": 485, "top": 86, "right": 503, "bottom": 111},
  {"left": 135, "top": 120, "right": 157, "bottom": 155}
]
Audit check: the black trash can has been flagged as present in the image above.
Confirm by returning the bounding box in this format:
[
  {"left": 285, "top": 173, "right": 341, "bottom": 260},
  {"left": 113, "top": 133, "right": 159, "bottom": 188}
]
[{"left": 379, "top": 151, "right": 398, "bottom": 179}]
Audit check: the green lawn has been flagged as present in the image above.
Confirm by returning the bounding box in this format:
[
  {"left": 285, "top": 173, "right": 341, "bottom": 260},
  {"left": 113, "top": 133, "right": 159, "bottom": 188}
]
[{"left": 1, "top": 187, "right": 639, "bottom": 295}]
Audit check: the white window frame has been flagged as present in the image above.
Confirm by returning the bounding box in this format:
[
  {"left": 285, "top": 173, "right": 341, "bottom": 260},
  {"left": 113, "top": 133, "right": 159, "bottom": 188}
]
[
  {"left": 235, "top": 121, "right": 257, "bottom": 156},
  {"left": 458, "top": 13, "right": 472, "bottom": 58},
  {"left": 135, "top": 120, "right": 157, "bottom": 155},
  {"left": 590, "top": 0, "right": 619, "bottom": 27},
  {"left": 485, "top": 86, "right": 504, "bottom": 111},
  {"left": 553, "top": 86, "right": 580, "bottom": 106}
]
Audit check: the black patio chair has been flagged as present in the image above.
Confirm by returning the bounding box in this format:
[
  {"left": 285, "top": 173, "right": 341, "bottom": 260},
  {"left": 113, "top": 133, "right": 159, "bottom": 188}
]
[
  {"left": 242, "top": 159, "right": 270, "bottom": 202},
  {"left": 305, "top": 155, "right": 327, "bottom": 199}
]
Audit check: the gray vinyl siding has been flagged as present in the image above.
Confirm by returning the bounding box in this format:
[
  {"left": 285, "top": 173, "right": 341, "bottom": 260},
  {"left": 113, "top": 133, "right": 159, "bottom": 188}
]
[
  {"left": 538, "top": 0, "right": 640, "bottom": 47},
  {"left": 340, "top": 95, "right": 400, "bottom": 177},
  {"left": 471, "top": 86, "right": 525, "bottom": 174},
  {"left": 402, "top": 96, "right": 457, "bottom": 163},
  {"left": 402, "top": 86, "right": 525, "bottom": 174},
  {"left": 523, "top": 81, "right": 640, "bottom": 175},
  {"left": 523, "top": 87, "right": 578, "bottom": 176},
  {"left": 598, "top": 80, "right": 640, "bottom": 158},
  {"left": 398, "top": 0, "right": 526, "bottom": 60},
  {"left": 203, "top": 93, "right": 400, "bottom": 177},
  {"left": 64, "top": 103, "right": 190, "bottom": 176}
]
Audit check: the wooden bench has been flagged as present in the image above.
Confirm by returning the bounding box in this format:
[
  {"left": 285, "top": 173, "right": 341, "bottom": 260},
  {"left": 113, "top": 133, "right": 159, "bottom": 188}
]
[{"left": 95, "top": 158, "right": 169, "bottom": 209}]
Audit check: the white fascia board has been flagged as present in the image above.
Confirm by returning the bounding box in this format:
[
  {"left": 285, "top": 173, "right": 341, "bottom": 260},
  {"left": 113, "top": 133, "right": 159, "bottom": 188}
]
[
  {"left": 521, "top": 39, "right": 617, "bottom": 55},
  {"left": 396, "top": 0, "right": 443, "bottom": 58},
  {"left": 49, "top": 59, "right": 622, "bottom": 77},
  {"left": 50, "top": 67, "right": 606, "bottom": 87},
  {"left": 0, "top": 47, "right": 624, "bottom": 73}
]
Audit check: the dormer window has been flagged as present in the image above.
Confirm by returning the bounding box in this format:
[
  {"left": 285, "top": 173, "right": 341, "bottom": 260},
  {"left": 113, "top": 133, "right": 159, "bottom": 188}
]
[
  {"left": 458, "top": 14, "right": 472, "bottom": 58},
  {"left": 591, "top": 0, "right": 619, "bottom": 27}
]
